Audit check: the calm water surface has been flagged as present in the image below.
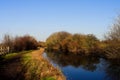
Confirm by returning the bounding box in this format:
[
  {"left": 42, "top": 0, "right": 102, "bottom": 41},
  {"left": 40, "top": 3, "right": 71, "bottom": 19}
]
[{"left": 43, "top": 52, "right": 120, "bottom": 80}]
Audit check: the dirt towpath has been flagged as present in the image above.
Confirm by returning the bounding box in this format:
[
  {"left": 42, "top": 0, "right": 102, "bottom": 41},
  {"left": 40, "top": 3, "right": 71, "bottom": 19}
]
[{"left": 28, "top": 48, "right": 65, "bottom": 80}]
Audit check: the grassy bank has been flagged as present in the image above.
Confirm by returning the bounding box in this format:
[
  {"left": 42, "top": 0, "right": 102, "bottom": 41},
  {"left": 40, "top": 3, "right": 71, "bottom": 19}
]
[{"left": 0, "top": 49, "right": 65, "bottom": 80}]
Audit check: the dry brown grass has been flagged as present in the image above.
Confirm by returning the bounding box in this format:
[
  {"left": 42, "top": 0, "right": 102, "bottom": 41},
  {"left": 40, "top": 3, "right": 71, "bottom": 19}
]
[{"left": 24, "top": 48, "right": 65, "bottom": 80}]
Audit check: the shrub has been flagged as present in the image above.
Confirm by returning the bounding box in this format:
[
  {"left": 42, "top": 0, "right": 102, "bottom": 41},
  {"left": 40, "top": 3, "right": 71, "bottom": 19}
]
[
  {"left": 46, "top": 31, "right": 100, "bottom": 55},
  {"left": 13, "top": 35, "right": 38, "bottom": 52},
  {"left": 46, "top": 31, "right": 71, "bottom": 51}
]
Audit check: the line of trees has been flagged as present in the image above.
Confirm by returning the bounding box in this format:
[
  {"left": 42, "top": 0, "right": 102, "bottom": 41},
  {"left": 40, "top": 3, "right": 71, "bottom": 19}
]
[
  {"left": 46, "top": 16, "right": 120, "bottom": 59},
  {"left": 46, "top": 31, "right": 103, "bottom": 55},
  {"left": 1, "top": 15, "right": 120, "bottom": 59},
  {"left": 1, "top": 35, "right": 38, "bottom": 52}
]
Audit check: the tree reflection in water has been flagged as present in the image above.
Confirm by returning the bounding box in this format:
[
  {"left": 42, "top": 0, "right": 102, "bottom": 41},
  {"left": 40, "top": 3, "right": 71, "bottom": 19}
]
[
  {"left": 44, "top": 52, "right": 120, "bottom": 80},
  {"left": 104, "top": 59, "right": 120, "bottom": 80},
  {"left": 45, "top": 52, "right": 100, "bottom": 71}
]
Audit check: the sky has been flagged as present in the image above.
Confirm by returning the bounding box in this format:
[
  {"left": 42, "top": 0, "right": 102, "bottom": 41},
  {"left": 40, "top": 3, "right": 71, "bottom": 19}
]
[{"left": 0, "top": 0, "right": 120, "bottom": 41}]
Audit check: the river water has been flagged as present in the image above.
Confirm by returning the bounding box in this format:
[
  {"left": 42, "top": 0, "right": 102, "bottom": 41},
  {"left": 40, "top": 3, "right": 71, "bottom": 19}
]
[{"left": 43, "top": 52, "right": 120, "bottom": 80}]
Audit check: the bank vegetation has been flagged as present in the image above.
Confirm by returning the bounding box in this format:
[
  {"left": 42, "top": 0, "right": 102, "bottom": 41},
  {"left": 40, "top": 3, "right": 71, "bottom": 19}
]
[{"left": 46, "top": 16, "right": 120, "bottom": 60}]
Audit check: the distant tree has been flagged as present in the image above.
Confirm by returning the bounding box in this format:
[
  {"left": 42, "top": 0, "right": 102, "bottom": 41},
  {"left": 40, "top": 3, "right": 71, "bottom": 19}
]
[
  {"left": 38, "top": 41, "right": 46, "bottom": 48},
  {"left": 68, "top": 34, "right": 87, "bottom": 54},
  {"left": 13, "top": 36, "right": 25, "bottom": 51},
  {"left": 46, "top": 31, "right": 71, "bottom": 51},
  {"left": 2, "top": 34, "right": 13, "bottom": 52},
  {"left": 60, "top": 36, "right": 72, "bottom": 52},
  {"left": 46, "top": 31, "right": 101, "bottom": 55},
  {"left": 68, "top": 34, "right": 99, "bottom": 54},
  {"left": 86, "top": 34, "right": 100, "bottom": 53},
  {"left": 13, "top": 35, "right": 38, "bottom": 52},
  {"left": 3, "top": 34, "right": 12, "bottom": 46}
]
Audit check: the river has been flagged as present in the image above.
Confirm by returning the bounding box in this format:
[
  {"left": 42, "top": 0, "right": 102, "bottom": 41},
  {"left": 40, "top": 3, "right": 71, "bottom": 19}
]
[{"left": 43, "top": 52, "right": 120, "bottom": 80}]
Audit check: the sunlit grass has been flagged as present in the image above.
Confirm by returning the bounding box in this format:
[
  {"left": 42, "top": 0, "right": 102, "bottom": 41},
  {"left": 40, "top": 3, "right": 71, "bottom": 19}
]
[
  {"left": 2, "top": 53, "right": 18, "bottom": 60},
  {"left": 0, "top": 50, "right": 32, "bottom": 61},
  {"left": 20, "top": 50, "right": 63, "bottom": 80}
]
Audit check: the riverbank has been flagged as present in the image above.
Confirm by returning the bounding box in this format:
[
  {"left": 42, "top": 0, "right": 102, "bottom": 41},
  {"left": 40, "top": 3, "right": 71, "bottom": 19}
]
[
  {"left": 27, "top": 48, "right": 65, "bottom": 80},
  {"left": 0, "top": 48, "right": 65, "bottom": 80}
]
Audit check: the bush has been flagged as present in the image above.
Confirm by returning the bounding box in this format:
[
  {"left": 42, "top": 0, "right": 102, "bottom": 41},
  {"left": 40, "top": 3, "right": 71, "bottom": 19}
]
[
  {"left": 46, "top": 31, "right": 72, "bottom": 51},
  {"left": 103, "top": 41, "right": 120, "bottom": 59},
  {"left": 46, "top": 31, "right": 100, "bottom": 55},
  {"left": 38, "top": 41, "right": 46, "bottom": 48},
  {"left": 13, "top": 35, "right": 38, "bottom": 52}
]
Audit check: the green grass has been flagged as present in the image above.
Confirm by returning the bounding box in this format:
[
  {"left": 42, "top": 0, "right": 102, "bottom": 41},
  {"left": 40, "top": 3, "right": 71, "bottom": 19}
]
[
  {"left": 0, "top": 50, "right": 32, "bottom": 61},
  {"left": 2, "top": 53, "right": 18, "bottom": 60},
  {"left": 21, "top": 52, "right": 32, "bottom": 64}
]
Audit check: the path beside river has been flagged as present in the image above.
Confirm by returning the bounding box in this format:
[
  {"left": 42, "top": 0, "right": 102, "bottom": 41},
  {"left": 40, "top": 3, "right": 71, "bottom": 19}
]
[{"left": 0, "top": 48, "right": 65, "bottom": 80}]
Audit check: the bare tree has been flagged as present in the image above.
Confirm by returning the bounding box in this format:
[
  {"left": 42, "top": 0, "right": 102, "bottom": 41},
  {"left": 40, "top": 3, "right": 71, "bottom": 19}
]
[
  {"left": 104, "top": 15, "right": 120, "bottom": 59},
  {"left": 105, "top": 15, "right": 120, "bottom": 41},
  {"left": 2, "top": 34, "right": 13, "bottom": 52}
]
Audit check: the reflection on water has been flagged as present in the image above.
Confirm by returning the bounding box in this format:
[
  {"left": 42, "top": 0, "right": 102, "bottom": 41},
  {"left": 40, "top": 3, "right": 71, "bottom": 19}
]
[
  {"left": 104, "top": 59, "right": 120, "bottom": 80},
  {"left": 43, "top": 52, "right": 120, "bottom": 80}
]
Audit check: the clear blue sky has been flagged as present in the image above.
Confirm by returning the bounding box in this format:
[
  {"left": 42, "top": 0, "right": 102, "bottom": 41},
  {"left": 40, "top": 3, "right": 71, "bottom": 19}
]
[{"left": 0, "top": 0, "right": 120, "bottom": 41}]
